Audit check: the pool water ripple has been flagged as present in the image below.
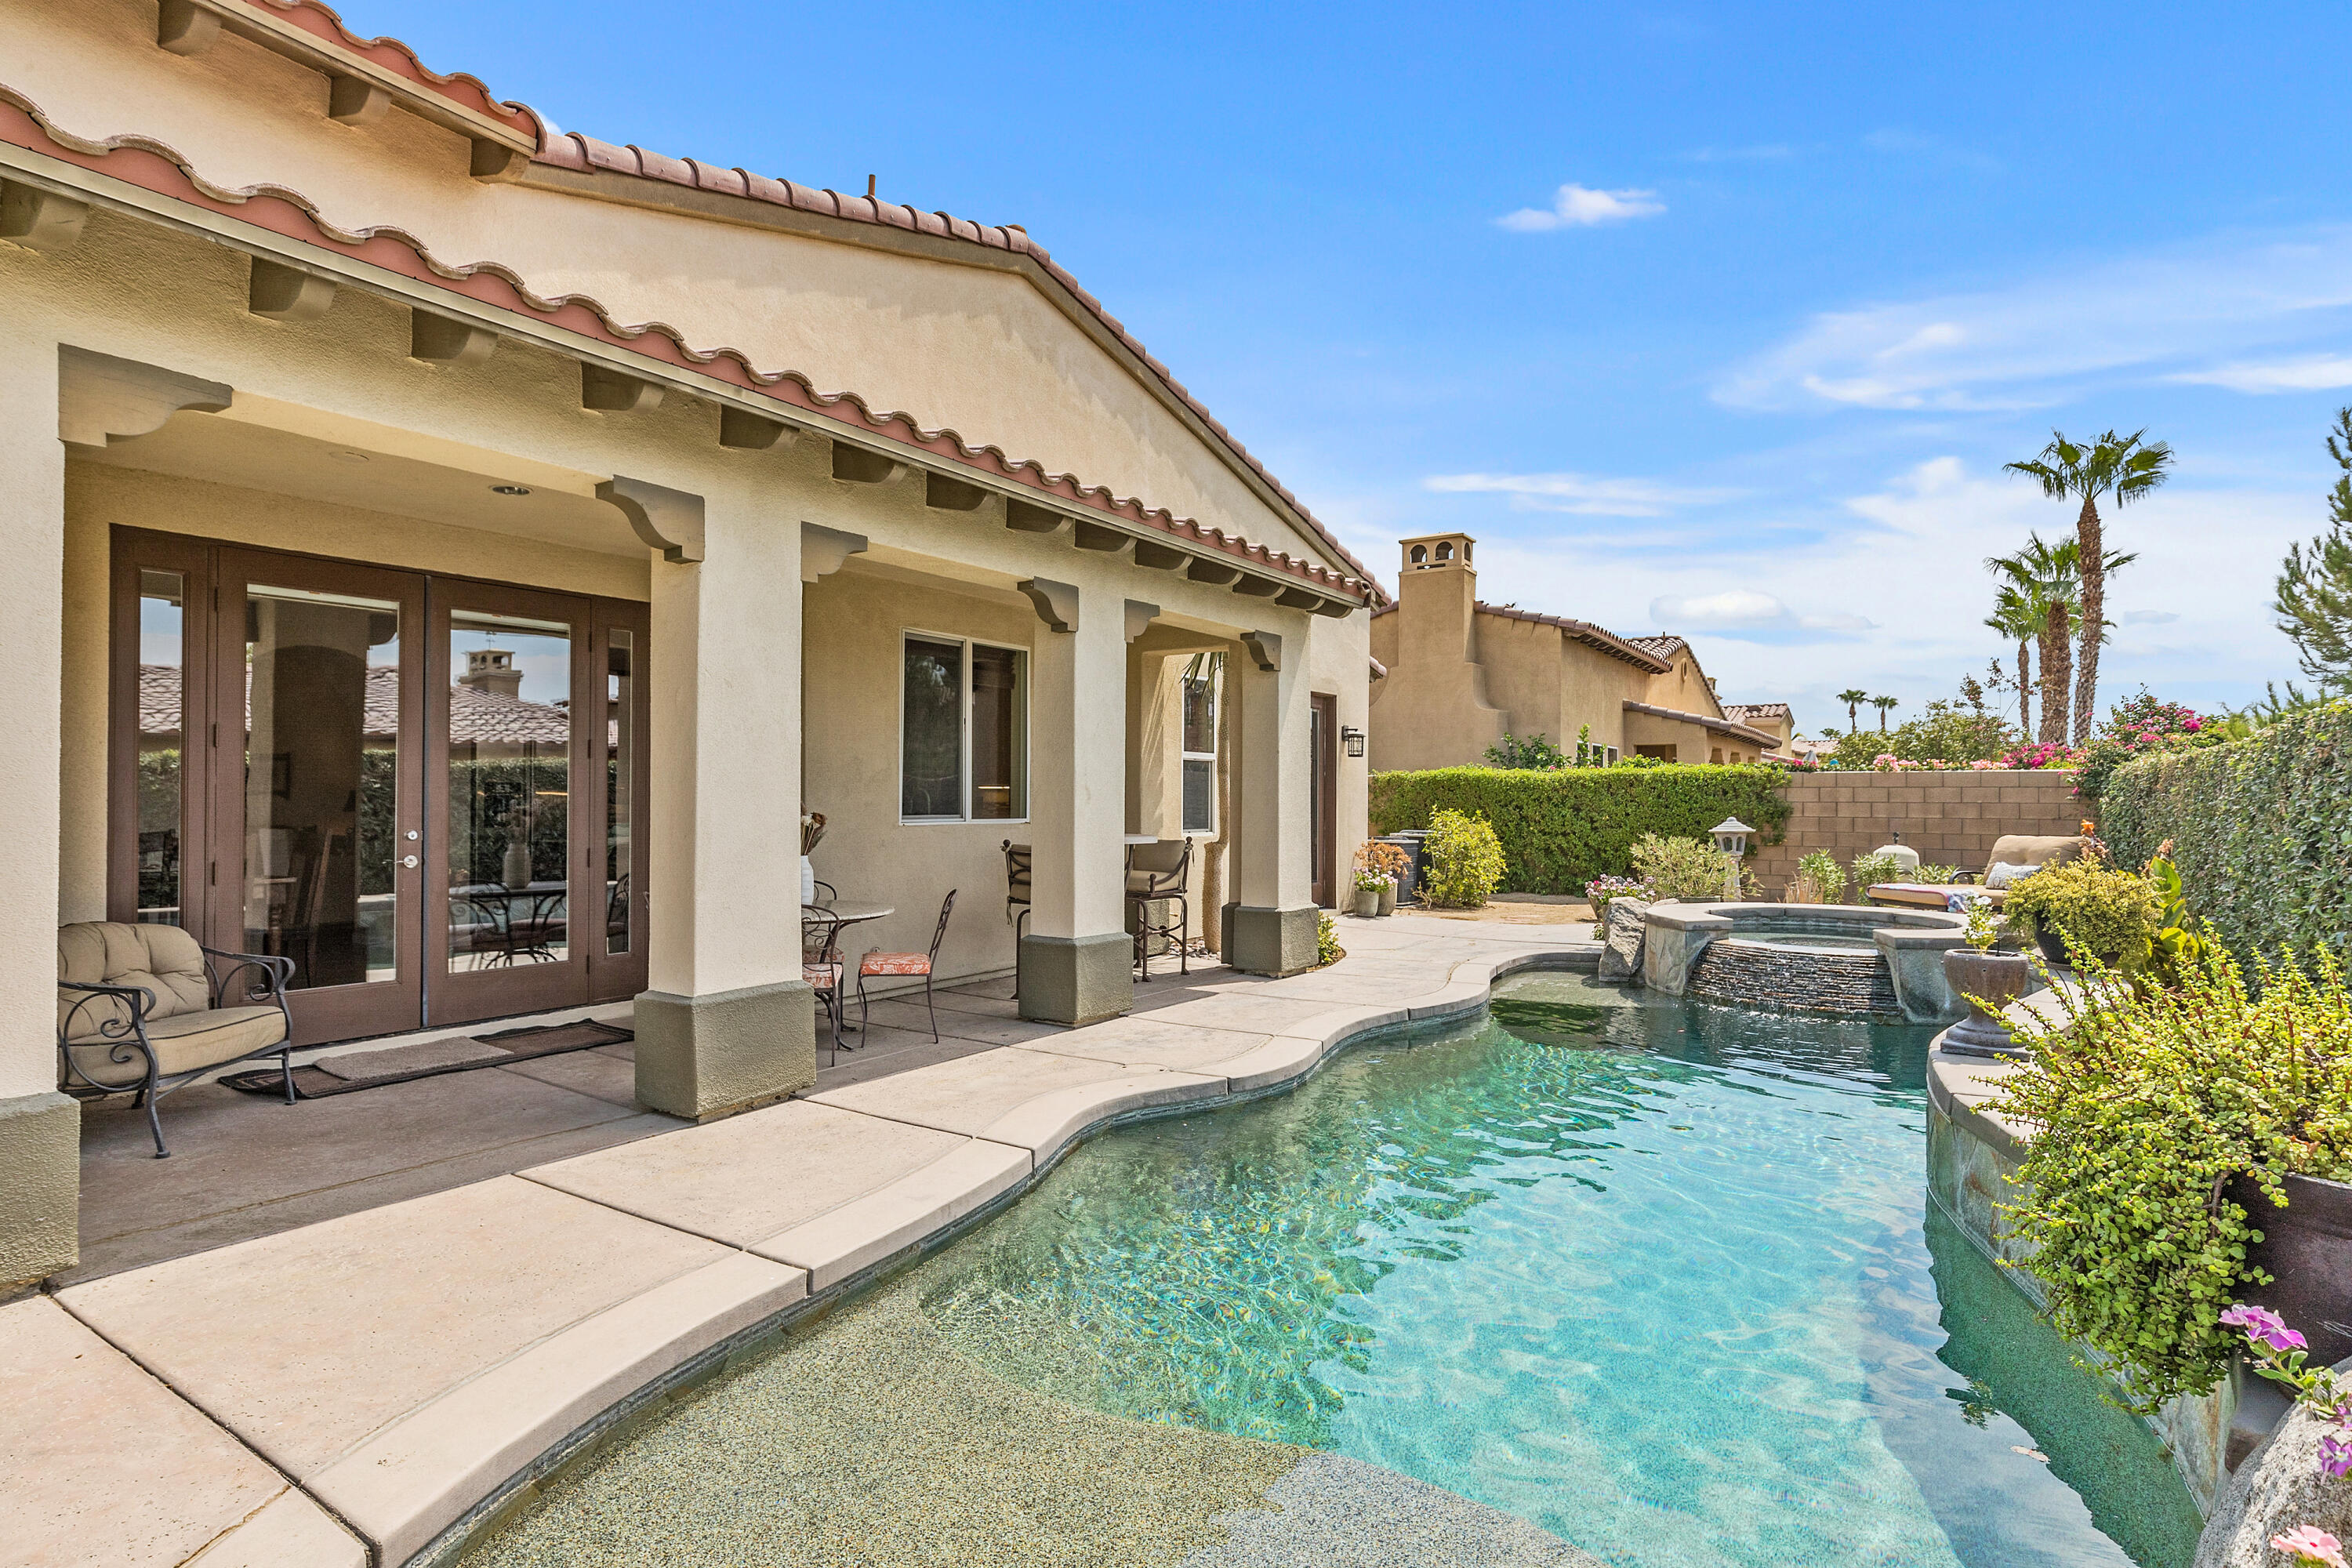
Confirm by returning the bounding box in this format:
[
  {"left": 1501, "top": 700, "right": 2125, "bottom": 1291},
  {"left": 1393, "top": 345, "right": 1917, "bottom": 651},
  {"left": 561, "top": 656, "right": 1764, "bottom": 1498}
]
[{"left": 918, "top": 973, "right": 2203, "bottom": 1568}]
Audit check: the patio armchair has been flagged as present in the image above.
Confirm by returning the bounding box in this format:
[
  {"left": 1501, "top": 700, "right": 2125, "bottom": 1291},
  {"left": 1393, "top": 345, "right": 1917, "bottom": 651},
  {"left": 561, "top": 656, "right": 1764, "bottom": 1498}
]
[
  {"left": 57, "top": 921, "right": 296, "bottom": 1159},
  {"left": 858, "top": 890, "right": 956, "bottom": 1043},
  {"left": 1867, "top": 833, "right": 2089, "bottom": 911},
  {"left": 802, "top": 910, "right": 848, "bottom": 1054},
  {"left": 1126, "top": 839, "right": 1192, "bottom": 981}
]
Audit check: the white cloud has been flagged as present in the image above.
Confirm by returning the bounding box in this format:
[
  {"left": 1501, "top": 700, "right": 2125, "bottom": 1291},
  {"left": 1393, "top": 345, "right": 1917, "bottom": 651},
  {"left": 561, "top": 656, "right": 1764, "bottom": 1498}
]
[
  {"left": 2170, "top": 355, "right": 2352, "bottom": 393},
  {"left": 1432, "top": 456, "right": 2307, "bottom": 734},
  {"left": 1715, "top": 227, "right": 2352, "bottom": 411},
  {"left": 1423, "top": 470, "right": 1738, "bottom": 517},
  {"left": 1498, "top": 183, "right": 1665, "bottom": 232}
]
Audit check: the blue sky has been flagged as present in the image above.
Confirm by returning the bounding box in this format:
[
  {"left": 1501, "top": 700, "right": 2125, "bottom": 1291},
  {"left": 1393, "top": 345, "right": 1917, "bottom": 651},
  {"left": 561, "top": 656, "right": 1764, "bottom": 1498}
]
[{"left": 381, "top": 1, "right": 2352, "bottom": 735}]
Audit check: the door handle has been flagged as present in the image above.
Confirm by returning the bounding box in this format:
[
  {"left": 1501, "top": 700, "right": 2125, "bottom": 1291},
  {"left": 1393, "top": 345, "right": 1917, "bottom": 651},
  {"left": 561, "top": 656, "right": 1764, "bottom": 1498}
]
[{"left": 401, "top": 855, "right": 419, "bottom": 869}]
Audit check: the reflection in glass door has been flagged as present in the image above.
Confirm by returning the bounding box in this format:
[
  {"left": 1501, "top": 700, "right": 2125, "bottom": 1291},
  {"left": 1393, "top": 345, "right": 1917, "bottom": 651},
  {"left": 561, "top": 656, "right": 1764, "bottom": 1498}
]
[
  {"left": 445, "top": 611, "right": 572, "bottom": 975},
  {"left": 135, "top": 570, "right": 187, "bottom": 924},
  {"left": 241, "top": 583, "right": 403, "bottom": 991}
]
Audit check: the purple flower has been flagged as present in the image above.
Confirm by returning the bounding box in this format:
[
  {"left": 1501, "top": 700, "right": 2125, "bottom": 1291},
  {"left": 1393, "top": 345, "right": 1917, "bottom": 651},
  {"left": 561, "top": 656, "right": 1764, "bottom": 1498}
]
[
  {"left": 2321, "top": 1433, "right": 2352, "bottom": 1480},
  {"left": 2222, "top": 1303, "right": 2310, "bottom": 1351}
]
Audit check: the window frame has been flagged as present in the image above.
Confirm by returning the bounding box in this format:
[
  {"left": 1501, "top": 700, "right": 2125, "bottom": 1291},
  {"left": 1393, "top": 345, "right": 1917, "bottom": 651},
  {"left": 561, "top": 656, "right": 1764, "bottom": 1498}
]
[
  {"left": 896, "top": 627, "right": 1031, "bottom": 826},
  {"left": 1179, "top": 652, "right": 1221, "bottom": 836}
]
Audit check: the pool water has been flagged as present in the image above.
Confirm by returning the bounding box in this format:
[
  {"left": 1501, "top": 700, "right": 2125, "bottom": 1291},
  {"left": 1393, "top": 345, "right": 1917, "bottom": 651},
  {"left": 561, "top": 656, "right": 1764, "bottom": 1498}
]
[{"left": 918, "top": 972, "right": 2203, "bottom": 1568}]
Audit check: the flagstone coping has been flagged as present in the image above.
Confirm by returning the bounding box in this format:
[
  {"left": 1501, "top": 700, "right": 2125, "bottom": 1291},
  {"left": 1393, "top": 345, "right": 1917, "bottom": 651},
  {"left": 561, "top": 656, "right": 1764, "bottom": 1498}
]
[{"left": 29, "top": 927, "right": 1600, "bottom": 1566}]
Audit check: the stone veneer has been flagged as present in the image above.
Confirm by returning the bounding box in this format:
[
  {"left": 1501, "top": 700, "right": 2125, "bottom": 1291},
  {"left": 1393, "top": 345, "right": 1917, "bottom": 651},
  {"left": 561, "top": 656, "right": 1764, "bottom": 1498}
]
[
  {"left": 1690, "top": 939, "right": 1899, "bottom": 1016},
  {"left": 1751, "top": 769, "right": 2087, "bottom": 891}
]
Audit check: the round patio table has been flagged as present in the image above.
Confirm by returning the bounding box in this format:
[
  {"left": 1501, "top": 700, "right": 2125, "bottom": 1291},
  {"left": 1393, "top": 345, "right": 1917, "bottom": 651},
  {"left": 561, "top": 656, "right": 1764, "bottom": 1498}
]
[{"left": 803, "top": 901, "right": 894, "bottom": 1050}]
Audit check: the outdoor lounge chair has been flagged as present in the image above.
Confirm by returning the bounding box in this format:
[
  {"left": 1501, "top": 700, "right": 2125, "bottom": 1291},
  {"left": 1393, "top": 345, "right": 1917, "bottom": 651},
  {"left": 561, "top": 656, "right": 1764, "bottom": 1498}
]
[
  {"left": 56, "top": 921, "right": 296, "bottom": 1159},
  {"left": 1867, "top": 833, "right": 2088, "bottom": 911}
]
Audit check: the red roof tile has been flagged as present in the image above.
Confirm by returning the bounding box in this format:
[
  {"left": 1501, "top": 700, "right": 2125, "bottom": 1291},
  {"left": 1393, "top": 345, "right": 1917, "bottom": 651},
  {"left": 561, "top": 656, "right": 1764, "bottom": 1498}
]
[
  {"left": 1622, "top": 700, "right": 1779, "bottom": 750},
  {"left": 218, "top": 0, "right": 541, "bottom": 141},
  {"left": 0, "top": 85, "right": 1375, "bottom": 604}
]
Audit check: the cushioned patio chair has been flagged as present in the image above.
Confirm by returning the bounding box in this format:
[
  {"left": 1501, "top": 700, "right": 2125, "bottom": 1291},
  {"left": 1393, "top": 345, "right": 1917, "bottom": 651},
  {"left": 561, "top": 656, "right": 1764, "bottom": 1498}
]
[
  {"left": 57, "top": 921, "right": 296, "bottom": 1159},
  {"left": 1867, "top": 833, "right": 2088, "bottom": 911},
  {"left": 1125, "top": 838, "right": 1192, "bottom": 981},
  {"left": 858, "top": 890, "right": 956, "bottom": 1043}
]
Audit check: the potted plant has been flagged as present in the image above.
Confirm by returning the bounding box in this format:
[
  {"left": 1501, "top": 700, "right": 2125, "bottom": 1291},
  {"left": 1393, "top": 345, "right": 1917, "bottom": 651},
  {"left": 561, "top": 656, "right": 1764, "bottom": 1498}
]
[
  {"left": 1941, "top": 897, "right": 2033, "bottom": 1054},
  {"left": 1989, "top": 942, "right": 2352, "bottom": 1411},
  {"left": 1352, "top": 869, "right": 1385, "bottom": 917},
  {"left": 2000, "top": 852, "right": 2161, "bottom": 971},
  {"left": 1356, "top": 840, "right": 1411, "bottom": 916}
]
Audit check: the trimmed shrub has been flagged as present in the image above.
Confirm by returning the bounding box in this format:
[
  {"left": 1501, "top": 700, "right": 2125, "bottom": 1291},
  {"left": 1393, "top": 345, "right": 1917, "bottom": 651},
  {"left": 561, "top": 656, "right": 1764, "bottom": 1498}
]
[
  {"left": 1421, "top": 808, "right": 1507, "bottom": 908},
  {"left": 2101, "top": 700, "right": 2352, "bottom": 963},
  {"left": 1629, "top": 833, "right": 1727, "bottom": 902},
  {"left": 1368, "top": 765, "right": 1791, "bottom": 895}
]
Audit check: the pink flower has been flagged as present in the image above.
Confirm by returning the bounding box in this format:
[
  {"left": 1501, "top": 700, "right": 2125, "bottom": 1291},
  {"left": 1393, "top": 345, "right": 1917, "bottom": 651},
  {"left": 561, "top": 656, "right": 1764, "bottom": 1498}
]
[
  {"left": 2223, "top": 1303, "right": 2310, "bottom": 1353},
  {"left": 2271, "top": 1526, "right": 2347, "bottom": 1567},
  {"left": 1972, "top": 760, "right": 1994, "bottom": 770}
]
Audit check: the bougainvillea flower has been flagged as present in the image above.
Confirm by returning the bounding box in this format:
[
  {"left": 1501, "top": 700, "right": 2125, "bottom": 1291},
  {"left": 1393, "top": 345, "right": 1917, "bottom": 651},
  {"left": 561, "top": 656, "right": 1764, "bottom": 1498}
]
[{"left": 2270, "top": 1526, "right": 2347, "bottom": 1567}]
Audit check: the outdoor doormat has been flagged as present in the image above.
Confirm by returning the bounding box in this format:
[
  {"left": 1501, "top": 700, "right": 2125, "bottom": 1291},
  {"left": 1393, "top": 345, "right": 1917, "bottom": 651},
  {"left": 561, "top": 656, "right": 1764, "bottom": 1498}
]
[{"left": 220, "top": 1018, "right": 633, "bottom": 1099}]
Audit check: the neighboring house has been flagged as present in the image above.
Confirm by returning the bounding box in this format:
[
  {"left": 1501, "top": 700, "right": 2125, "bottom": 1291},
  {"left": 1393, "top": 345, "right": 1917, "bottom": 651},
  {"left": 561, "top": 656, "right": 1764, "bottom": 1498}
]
[
  {"left": 1719, "top": 702, "right": 1798, "bottom": 759},
  {"left": 0, "top": 4, "right": 1377, "bottom": 1290},
  {"left": 1367, "top": 534, "right": 1778, "bottom": 768}
]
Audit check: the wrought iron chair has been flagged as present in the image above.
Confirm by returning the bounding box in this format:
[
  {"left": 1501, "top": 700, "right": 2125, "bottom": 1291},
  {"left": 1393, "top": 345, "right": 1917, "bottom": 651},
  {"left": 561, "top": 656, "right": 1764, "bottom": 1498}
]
[
  {"left": 801, "top": 907, "right": 850, "bottom": 1054},
  {"left": 56, "top": 921, "right": 296, "bottom": 1159},
  {"left": 858, "top": 890, "right": 956, "bottom": 1043},
  {"left": 1125, "top": 839, "right": 1193, "bottom": 981},
  {"left": 1000, "top": 844, "right": 1031, "bottom": 941}
]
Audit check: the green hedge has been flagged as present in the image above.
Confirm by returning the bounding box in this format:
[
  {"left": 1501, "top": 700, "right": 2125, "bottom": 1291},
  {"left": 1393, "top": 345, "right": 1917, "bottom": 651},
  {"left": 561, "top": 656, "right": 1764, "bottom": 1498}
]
[
  {"left": 2100, "top": 700, "right": 2352, "bottom": 962},
  {"left": 1367, "top": 765, "right": 1791, "bottom": 895}
]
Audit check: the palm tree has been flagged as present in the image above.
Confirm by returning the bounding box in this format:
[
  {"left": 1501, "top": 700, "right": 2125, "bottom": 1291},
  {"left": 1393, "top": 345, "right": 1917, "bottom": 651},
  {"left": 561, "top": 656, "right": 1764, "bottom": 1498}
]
[
  {"left": 1871, "top": 695, "right": 1898, "bottom": 731},
  {"left": 1838, "top": 688, "right": 1868, "bottom": 731},
  {"left": 1983, "top": 586, "right": 2039, "bottom": 739},
  {"left": 2005, "top": 429, "right": 2172, "bottom": 743},
  {"left": 1986, "top": 534, "right": 2139, "bottom": 747}
]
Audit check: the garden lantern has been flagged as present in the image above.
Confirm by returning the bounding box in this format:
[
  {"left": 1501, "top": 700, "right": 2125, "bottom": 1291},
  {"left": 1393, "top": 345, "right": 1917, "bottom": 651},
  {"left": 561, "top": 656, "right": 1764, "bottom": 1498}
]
[
  {"left": 1341, "top": 725, "right": 1367, "bottom": 758},
  {"left": 1710, "top": 817, "right": 1753, "bottom": 902}
]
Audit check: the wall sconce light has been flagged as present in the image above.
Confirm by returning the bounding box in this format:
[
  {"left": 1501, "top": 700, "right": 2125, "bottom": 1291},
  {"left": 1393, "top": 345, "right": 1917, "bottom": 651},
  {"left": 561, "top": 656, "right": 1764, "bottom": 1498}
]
[{"left": 1341, "top": 726, "right": 1367, "bottom": 758}]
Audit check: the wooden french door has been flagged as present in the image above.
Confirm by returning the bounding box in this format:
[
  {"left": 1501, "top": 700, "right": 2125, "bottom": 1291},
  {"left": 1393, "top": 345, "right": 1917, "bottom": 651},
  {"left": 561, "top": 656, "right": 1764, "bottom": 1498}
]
[
  {"left": 1309, "top": 693, "right": 1338, "bottom": 908},
  {"left": 110, "top": 530, "right": 649, "bottom": 1046}
]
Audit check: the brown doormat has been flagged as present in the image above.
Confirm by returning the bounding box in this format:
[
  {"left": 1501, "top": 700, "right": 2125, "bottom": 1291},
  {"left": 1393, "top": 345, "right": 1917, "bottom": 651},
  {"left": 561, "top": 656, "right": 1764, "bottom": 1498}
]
[{"left": 220, "top": 1019, "right": 633, "bottom": 1100}]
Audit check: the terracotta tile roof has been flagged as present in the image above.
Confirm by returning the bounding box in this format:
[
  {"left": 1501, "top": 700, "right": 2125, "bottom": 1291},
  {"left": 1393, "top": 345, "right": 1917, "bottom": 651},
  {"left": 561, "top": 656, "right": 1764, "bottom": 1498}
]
[
  {"left": 1369, "top": 599, "right": 1670, "bottom": 672},
  {"left": 1721, "top": 702, "right": 1791, "bottom": 722},
  {"left": 140, "top": 664, "right": 586, "bottom": 746},
  {"left": 1627, "top": 634, "right": 1689, "bottom": 661},
  {"left": 527, "top": 132, "right": 1377, "bottom": 597},
  {"left": 216, "top": 0, "right": 542, "bottom": 143},
  {"left": 1621, "top": 699, "right": 1779, "bottom": 750},
  {"left": 0, "top": 85, "right": 1374, "bottom": 604}
]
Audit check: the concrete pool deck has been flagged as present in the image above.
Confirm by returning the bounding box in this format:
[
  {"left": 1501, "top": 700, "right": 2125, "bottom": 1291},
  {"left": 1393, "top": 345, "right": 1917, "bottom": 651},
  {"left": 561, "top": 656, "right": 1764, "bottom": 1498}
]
[{"left": 5, "top": 913, "right": 1598, "bottom": 1567}]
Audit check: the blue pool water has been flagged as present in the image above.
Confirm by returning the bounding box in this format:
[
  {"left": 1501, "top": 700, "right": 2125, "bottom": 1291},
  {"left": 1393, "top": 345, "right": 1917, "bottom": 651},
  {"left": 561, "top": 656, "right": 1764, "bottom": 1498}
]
[{"left": 920, "top": 972, "right": 2203, "bottom": 1568}]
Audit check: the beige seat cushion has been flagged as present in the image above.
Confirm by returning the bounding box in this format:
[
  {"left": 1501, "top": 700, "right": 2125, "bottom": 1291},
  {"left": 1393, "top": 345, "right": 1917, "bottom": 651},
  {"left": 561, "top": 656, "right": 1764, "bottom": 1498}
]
[
  {"left": 58, "top": 921, "right": 213, "bottom": 1040},
  {"left": 64, "top": 1005, "right": 288, "bottom": 1088},
  {"left": 1984, "top": 835, "right": 2085, "bottom": 873}
]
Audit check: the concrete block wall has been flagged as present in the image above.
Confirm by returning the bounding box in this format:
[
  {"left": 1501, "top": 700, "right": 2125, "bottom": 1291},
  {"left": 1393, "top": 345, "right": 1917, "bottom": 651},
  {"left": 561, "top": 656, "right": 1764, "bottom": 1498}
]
[{"left": 1750, "top": 771, "right": 2085, "bottom": 893}]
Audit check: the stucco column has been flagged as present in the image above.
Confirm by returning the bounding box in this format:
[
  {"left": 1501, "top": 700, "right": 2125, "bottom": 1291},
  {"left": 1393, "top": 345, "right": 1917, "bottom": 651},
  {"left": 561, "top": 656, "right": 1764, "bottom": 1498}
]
[
  {"left": 635, "top": 494, "right": 813, "bottom": 1119},
  {"left": 1225, "top": 627, "right": 1318, "bottom": 976},
  {"left": 1018, "top": 578, "right": 1131, "bottom": 1024},
  {"left": 0, "top": 332, "right": 80, "bottom": 1291}
]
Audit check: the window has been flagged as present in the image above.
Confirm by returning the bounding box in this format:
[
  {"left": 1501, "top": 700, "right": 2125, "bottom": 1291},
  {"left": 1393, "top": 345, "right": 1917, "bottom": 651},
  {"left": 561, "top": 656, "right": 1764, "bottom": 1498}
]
[
  {"left": 1606, "top": 746, "right": 1620, "bottom": 766},
  {"left": 1180, "top": 652, "right": 1221, "bottom": 834},
  {"left": 902, "top": 632, "right": 1027, "bottom": 822}
]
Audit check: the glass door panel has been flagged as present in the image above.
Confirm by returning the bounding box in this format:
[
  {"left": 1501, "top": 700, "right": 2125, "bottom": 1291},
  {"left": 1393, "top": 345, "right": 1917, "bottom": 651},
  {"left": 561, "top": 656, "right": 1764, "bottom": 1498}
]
[
  {"left": 210, "top": 550, "right": 424, "bottom": 1047},
  {"left": 604, "top": 629, "right": 633, "bottom": 957},
  {"left": 585, "top": 601, "right": 649, "bottom": 1006},
  {"left": 136, "top": 569, "right": 189, "bottom": 925},
  {"left": 444, "top": 611, "right": 572, "bottom": 975}
]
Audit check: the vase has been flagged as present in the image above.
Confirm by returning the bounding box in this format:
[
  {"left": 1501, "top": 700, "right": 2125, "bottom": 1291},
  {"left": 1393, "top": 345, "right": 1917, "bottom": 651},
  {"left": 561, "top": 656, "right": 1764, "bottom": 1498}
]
[
  {"left": 1376, "top": 878, "right": 1398, "bottom": 917},
  {"left": 801, "top": 855, "right": 816, "bottom": 905},
  {"left": 1940, "top": 949, "right": 2034, "bottom": 1056},
  {"left": 2220, "top": 1171, "right": 2352, "bottom": 1368},
  {"left": 501, "top": 841, "right": 532, "bottom": 889},
  {"left": 1353, "top": 887, "right": 1380, "bottom": 917}
]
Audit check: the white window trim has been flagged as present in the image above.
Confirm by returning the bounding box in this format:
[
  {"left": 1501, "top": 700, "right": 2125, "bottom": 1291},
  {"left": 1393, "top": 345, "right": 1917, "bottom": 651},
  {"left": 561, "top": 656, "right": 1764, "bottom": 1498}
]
[
  {"left": 898, "top": 628, "right": 1031, "bottom": 826},
  {"left": 1179, "top": 654, "right": 1221, "bottom": 836}
]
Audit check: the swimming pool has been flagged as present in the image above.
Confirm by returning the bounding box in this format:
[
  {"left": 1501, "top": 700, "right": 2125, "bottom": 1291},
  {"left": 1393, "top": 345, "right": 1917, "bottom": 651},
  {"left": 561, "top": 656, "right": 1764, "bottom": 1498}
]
[{"left": 917, "top": 973, "right": 2200, "bottom": 1568}]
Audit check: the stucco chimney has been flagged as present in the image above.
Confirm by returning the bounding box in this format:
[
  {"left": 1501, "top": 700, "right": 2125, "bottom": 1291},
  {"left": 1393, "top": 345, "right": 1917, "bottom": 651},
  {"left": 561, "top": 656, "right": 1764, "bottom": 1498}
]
[
  {"left": 459, "top": 646, "right": 524, "bottom": 700},
  {"left": 1397, "top": 532, "right": 1479, "bottom": 662}
]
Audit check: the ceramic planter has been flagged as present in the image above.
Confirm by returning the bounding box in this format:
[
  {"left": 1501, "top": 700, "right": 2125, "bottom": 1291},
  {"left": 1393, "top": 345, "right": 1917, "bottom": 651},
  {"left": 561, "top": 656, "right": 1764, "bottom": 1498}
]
[
  {"left": 2221, "top": 1171, "right": 2352, "bottom": 1367},
  {"left": 1376, "top": 878, "right": 1398, "bottom": 917},
  {"left": 2033, "top": 926, "right": 2121, "bottom": 971},
  {"left": 1941, "top": 949, "right": 2034, "bottom": 1056},
  {"left": 1353, "top": 887, "right": 1381, "bottom": 917}
]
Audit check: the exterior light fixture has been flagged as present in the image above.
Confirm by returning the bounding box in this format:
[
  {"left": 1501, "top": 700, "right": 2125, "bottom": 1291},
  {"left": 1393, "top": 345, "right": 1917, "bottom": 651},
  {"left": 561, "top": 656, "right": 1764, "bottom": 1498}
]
[
  {"left": 1710, "top": 818, "right": 1754, "bottom": 858},
  {"left": 490, "top": 484, "right": 532, "bottom": 496},
  {"left": 1341, "top": 726, "right": 1367, "bottom": 758}
]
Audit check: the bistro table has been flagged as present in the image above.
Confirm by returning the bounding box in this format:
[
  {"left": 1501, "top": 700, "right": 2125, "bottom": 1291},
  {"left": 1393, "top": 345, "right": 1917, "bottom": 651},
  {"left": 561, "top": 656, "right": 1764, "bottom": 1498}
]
[
  {"left": 449, "top": 881, "right": 570, "bottom": 967},
  {"left": 803, "top": 899, "right": 894, "bottom": 1051}
]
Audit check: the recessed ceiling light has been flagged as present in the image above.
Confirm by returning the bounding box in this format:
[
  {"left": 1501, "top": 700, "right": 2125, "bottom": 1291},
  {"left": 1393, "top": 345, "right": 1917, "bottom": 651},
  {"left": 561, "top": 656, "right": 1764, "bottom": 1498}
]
[
  {"left": 329, "top": 449, "right": 368, "bottom": 463},
  {"left": 490, "top": 484, "right": 532, "bottom": 496}
]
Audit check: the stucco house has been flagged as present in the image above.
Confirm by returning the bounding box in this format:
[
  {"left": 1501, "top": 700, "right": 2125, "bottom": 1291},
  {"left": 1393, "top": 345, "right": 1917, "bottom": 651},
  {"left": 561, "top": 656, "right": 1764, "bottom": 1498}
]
[
  {"left": 1366, "top": 532, "right": 1777, "bottom": 769},
  {"left": 1719, "top": 702, "right": 1798, "bottom": 759},
  {"left": 0, "top": 0, "right": 1378, "bottom": 1290}
]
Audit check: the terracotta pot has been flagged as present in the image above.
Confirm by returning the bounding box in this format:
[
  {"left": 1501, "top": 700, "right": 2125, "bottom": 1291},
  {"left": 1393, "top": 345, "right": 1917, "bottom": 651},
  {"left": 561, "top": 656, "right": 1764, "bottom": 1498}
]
[
  {"left": 2221, "top": 1171, "right": 2352, "bottom": 1368},
  {"left": 1376, "top": 878, "right": 1398, "bottom": 917},
  {"left": 1941, "top": 949, "right": 2034, "bottom": 1055}
]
